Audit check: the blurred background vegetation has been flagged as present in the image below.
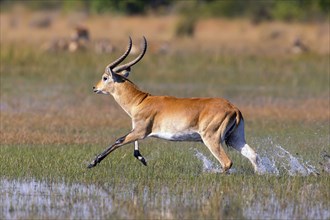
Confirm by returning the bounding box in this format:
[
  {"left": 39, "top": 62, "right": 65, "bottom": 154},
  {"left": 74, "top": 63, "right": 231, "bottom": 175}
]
[{"left": 1, "top": 0, "right": 329, "bottom": 22}]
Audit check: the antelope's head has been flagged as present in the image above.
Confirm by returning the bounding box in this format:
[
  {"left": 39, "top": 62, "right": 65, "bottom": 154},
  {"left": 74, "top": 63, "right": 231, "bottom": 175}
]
[{"left": 93, "top": 37, "right": 147, "bottom": 95}]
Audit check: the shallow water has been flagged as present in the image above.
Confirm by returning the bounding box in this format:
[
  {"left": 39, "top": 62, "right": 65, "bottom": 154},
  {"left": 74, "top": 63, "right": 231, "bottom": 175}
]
[
  {"left": 1, "top": 177, "right": 329, "bottom": 219},
  {"left": 0, "top": 179, "right": 115, "bottom": 219},
  {"left": 243, "top": 190, "right": 330, "bottom": 220}
]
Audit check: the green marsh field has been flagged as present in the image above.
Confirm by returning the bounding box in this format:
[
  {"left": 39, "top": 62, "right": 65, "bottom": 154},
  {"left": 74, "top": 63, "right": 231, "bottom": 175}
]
[{"left": 1, "top": 15, "right": 329, "bottom": 219}]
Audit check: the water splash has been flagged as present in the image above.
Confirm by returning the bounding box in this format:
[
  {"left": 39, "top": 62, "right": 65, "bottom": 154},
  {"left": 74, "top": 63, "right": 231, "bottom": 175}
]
[
  {"left": 257, "top": 155, "right": 279, "bottom": 175},
  {"left": 194, "top": 149, "right": 223, "bottom": 173},
  {"left": 194, "top": 139, "right": 320, "bottom": 176},
  {"left": 194, "top": 149, "right": 238, "bottom": 174},
  {"left": 257, "top": 142, "right": 319, "bottom": 176},
  {"left": 275, "top": 145, "right": 319, "bottom": 176}
]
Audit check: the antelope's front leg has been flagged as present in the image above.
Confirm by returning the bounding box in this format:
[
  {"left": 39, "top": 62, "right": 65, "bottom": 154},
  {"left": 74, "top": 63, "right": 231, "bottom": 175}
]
[
  {"left": 88, "top": 131, "right": 143, "bottom": 169},
  {"left": 134, "top": 141, "right": 147, "bottom": 166}
]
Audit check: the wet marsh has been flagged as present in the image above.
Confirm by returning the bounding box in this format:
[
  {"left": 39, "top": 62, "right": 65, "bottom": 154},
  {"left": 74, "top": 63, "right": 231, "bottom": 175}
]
[
  {"left": 1, "top": 142, "right": 329, "bottom": 219},
  {"left": 1, "top": 37, "right": 329, "bottom": 218}
]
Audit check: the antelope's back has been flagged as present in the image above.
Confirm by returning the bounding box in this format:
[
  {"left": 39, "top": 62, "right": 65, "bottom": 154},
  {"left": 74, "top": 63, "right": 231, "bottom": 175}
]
[{"left": 138, "top": 95, "right": 241, "bottom": 131}]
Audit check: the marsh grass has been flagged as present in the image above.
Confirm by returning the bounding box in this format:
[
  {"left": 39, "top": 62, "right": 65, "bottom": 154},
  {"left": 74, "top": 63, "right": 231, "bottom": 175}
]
[
  {"left": 1, "top": 143, "right": 329, "bottom": 219},
  {"left": 1, "top": 40, "right": 329, "bottom": 218}
]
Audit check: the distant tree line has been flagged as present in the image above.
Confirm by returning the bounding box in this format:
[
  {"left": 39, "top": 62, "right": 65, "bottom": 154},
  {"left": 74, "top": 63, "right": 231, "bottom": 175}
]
[{"left": 1, "top": 0, "right": 329, "bottom": 22}]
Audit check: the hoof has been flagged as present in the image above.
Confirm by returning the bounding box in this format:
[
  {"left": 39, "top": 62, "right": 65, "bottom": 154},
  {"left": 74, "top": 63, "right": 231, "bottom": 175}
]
[
  {"left": 87, "top": 161, "right": 96, "bottom": 169},
  {"left": 134, "top": 150, "right": 147, "bottom": 166},
  {"left": 222, "top": 161, "right": 233, "bottom": 173},
  {"left": 140, "top": 158, "right": 147, "bottom": 166},
  {"left": 87, "top": 158, "right": 98, "bottom": 169}
]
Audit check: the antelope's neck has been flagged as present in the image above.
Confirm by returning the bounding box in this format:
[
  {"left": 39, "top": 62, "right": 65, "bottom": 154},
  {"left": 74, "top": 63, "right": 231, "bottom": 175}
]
[{"left": 112, "top": 80, "right": 148, "bottom": 117}]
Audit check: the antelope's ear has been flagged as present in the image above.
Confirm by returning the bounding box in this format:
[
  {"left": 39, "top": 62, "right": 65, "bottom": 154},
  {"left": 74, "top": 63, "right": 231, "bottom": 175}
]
[
  {"left": 115, "top": 67, "right": 131, "bottom": 78},
  {"left": 121, "top": 67, "right": 131, "bottom": 77},
  {"left": 122, "top": 70, "right": 129, "bottom": 77}
]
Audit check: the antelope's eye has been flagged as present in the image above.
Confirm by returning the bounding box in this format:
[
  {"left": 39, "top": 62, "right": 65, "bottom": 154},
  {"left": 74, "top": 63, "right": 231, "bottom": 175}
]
[{"left": 103, "top": 76, "right": 108, "bottom": 81}]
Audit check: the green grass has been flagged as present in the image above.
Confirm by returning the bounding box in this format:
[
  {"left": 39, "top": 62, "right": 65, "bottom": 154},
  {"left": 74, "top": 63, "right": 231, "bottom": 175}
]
[{"left": 1, "top": 44, "right": 329, "bottom": 219}]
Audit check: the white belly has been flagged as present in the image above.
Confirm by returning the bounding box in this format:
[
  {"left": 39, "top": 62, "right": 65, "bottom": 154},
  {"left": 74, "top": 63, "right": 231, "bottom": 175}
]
[{"left": 148, "top": 131, "right": 202, "bottom": 142}]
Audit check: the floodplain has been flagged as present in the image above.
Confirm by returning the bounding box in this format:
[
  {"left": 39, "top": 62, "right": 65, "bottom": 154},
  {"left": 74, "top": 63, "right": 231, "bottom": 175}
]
[{"left": 0, "top": 12, "right": 329, "bottom": 219}]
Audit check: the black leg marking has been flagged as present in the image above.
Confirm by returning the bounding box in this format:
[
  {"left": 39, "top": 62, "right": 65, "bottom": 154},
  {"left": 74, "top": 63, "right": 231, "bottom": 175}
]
[
  {"left": 87, "top": 143, "right": 117, "bottom": 169},
  {"left": 87, "top": 152, "right": 106, "bottom": 168},
  {"left": 87, "top": 134, "right": 132, "bottom": 169},
  {"left": 87, "top": 155, "right": 100, "bottom": 169},
  {"left": 134, "top": 150, "right": 147, "bottom": 166}
]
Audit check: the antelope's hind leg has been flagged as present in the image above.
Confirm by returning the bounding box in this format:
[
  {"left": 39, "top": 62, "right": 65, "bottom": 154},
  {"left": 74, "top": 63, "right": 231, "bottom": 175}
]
[
  {"left": 226, "top": 121, "right": 260, "bottom": 172},
  {"left": 134, "top": 141, "right": 147, "bottom": 166},
  {"left": 201, "top": 134, "right": 232, "bottom": 173}
]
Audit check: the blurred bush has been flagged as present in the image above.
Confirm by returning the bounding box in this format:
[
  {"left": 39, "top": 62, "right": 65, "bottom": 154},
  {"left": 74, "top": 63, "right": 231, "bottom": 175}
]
[
  {"left": 0, "top": 0, "right": 173, "bottom": 15},
  {"left": 197, "top": 0, "right": 329, "bottom": 22},
  {"left": 175, "top": 15, "right": 197, "bottom": 37},
  {"left": 88, "top": 0, "right": 146, "bottom": 15},
  {"left": 0, "top": 0, "right": 328, "bottom": 22}
]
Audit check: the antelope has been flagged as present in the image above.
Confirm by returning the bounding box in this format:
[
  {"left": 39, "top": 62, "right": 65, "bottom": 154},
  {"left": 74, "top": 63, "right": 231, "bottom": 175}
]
[{"left": 88, "top": 37, "right": 260, "bottom": 173}]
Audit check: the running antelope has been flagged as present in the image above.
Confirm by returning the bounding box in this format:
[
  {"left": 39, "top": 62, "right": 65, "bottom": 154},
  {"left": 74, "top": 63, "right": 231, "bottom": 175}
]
[{"left": 88, "top": 37, "right": 260, "bottom": 173}]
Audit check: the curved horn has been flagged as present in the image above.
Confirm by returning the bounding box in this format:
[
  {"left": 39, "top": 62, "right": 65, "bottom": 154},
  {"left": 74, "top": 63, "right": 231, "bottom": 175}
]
[
  {"left": 105, "top": 36, "right": 132, "bottom": 71},
  {"left": 113, "top": 36, "right": 147, "bottom": 73}
]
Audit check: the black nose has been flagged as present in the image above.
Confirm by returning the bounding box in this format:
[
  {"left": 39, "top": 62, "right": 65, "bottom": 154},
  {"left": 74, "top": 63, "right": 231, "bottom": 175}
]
[{"left": 93, "top": 86, "right": 95, "bottom": 90}]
